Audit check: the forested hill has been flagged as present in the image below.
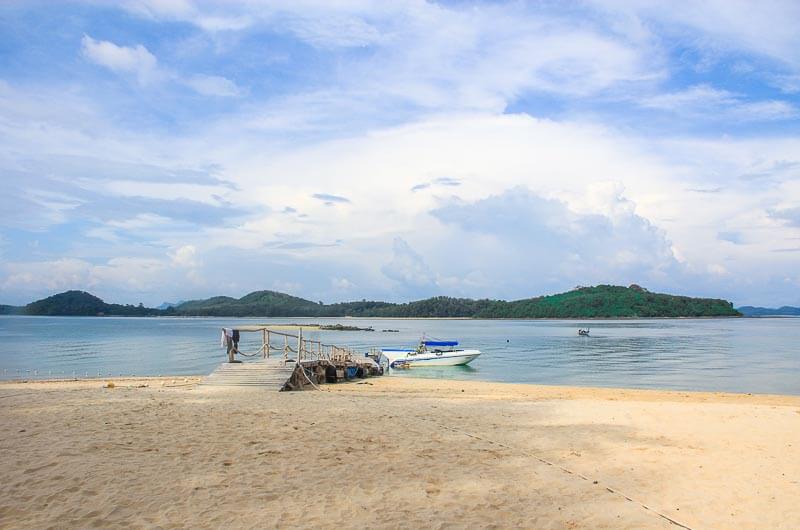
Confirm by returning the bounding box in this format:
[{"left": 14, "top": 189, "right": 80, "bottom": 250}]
[
  {"left": 18, "top": 285, "right": 740, "bottom": 318},
  {"left": 477, "top": 285, "right": 739, "bottom": 318},
  {"left": 23, "top": 291, "right": 160, "bottom": 316},
  {"left": 164, "top": 285, "right": 738, "bottom": 318},
  {"left": 0, "top": 304, "right": 23, "bottom": 315}
]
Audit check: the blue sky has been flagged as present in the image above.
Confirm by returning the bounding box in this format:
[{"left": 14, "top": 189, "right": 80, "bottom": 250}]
[{"left": 1, "top": 1, "right": 799, "bottom": 306}]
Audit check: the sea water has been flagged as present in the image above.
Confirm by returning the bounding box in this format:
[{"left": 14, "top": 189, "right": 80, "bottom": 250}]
[{"left": 0, "top": 316, "right": 798, "bottom": 394}]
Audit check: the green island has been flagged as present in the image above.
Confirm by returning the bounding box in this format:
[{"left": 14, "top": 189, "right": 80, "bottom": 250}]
[
  {"left": 8, "top": 285, "right": 740, "bottom": 318},
  {"left": 18, "top": 291, "right": 160, "bottom": 317}
]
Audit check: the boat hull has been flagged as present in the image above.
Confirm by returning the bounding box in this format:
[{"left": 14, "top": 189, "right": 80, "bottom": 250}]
[{"left": 381, "top": 349, "right": 481, "bottom": 367}]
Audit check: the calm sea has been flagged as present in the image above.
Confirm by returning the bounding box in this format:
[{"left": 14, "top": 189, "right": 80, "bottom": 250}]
[{"left": 0, "top": 316, "right": 798, "bottom": 394}]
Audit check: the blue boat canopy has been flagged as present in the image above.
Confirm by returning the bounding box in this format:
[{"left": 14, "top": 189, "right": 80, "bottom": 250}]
[{"left": 423, "top": 340, "right": 458, "bottom": 347}]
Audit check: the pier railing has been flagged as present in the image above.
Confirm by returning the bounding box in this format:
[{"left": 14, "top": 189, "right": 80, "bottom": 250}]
[{"left": 231, "top": 326, "right": 362, "bottom": 364}]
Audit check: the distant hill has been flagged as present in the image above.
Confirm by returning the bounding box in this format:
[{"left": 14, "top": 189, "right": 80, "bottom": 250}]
[
  {"left": 169, "top": 291, "right": 322, "bottom": 317},
  {"left": 19, "top": 285, "right": 740, "bottom": 318},
  {"left": 477, "top": 284, "right": 739, "bottom": 318},
  {"left": 24, "top": 291, "right": 160, "bottom": 316},
  {"left": 0, "top": 304, "right": 23, "bottom": 315},
  {"left": 157, "top": 300, "right": 186, "bottom": 310},
  {"left": 166, "top": 284, "right": 739, "bottom": 318},
  {"left": 737, "top": 306, "right": 800, "bottom": 317}
]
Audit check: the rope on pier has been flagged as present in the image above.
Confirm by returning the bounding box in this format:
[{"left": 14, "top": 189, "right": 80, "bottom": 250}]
[
  {"left": 234, "top": 347, "right": 262, "bottom": 357},
  {"left": 298, "top": 365, "right": 324, "bottom": 391}
]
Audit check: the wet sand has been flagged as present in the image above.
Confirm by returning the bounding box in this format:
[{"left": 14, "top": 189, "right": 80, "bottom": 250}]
[{"left": 1, "top": 376, "right": 798, "bottom": 529}]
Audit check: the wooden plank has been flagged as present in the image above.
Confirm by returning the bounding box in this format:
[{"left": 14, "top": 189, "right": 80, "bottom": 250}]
[{"left": 202, "top": 358, "right": 295, "bottom": 389}]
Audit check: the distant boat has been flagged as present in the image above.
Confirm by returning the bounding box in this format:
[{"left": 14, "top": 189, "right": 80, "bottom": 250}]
[
  {"left": 578, "top": 328, "right": 590, "bottom": 336},
  {"left": 381, "top": 339, "right": 481, "bottom": 368}
]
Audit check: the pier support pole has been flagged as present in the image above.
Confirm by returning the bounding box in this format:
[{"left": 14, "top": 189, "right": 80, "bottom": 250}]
[{"left": 298, "top": 328, "right": 303, "bottom": 362}]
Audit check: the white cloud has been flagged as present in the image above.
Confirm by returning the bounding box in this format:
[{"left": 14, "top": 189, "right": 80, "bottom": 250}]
[
  {"left": 76, "top": 179, "right": 233, "bottom": 206},
  {"left": 427, "top": 187, "right": 680, "bottom": 294},
  {"left": 91, "top": 257, "right": 167, "bottom": 291},
  {"left": 0, "top": 254, "right": 201, "bottom": 304},
  {"left": 185, "top": 75, "right": 241, "bottom": 97},
  {"left": 108, "top": 213, "right": 172, "bottom": 230},
  {"left": 331, "top": 277, "right": 355, "bottom": 290},
  {"left": 381, "top": 238, "right": 435, "bottom": 290},
  {"left": 116, "top": 2, "right": 662, "bottom": 111},
  {"left": 122, "top": 0, "right": 252, "bottom": 31},
  {"left": 2, "top": 258, "right": 93, "bottom": 293},
  {"left": 81, "top": 35, "right": 160, "bottom": 85},
  {"left": 639, "top": 84, "right": 798, "bottom": 121},
  {"left": 285, "top": 13, "right": 383, "bottom": 48},
  {"left": 81, "top": 34, "right": 239, "bottom": 96},
  {"left": 170, "top": 244, "right": 198, "bottom": 268},
  {"left": 640, "top": 84, "right": 737, "bottom": 110},
  {"left": 590, "top": 0, "right": 800, "bottom": 72}
]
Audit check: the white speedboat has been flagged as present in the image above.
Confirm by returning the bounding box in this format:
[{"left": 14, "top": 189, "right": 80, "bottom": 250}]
[{"left": 381, "top": 340, "right": 481, "bottom": 368}]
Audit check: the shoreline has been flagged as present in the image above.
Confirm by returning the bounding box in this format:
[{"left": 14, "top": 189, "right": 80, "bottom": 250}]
[
  {"left": 3, "top": 376, "right": 800, "bottom": 405},
  {"left": 1, "top": 314, "right": 751, "bottom": 320},
  {"left": 4, "top": 375, "right": 800, "bottom": 402}
]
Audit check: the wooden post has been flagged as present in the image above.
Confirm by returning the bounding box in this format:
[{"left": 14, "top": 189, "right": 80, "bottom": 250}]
[
  {"left": 298, "top": 328, "right": 303, "bottom": 362},
  {"left": 266, "top": 330, "right": 271, "bottom": 359},
  {"left": 262, "top": 329, "right": 267, "bottom": 359},
  {"left": 284, "top": 335, "right": 288, "bottom": 363}
]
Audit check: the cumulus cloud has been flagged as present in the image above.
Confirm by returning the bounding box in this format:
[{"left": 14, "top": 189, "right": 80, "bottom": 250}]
[
  {"left": 2, "top": 258, "right": 93, "bottom": 294},
  {"left": 81, "top": 35, "right": 160, "bottom": 85},
  {"left": 81, "top": 34, "right": 239, "bottom": 96},
  {"left": 0, "top": 253, "right": 205, "bottom": 304},
  {"left": 429, "top": 187, "right": 679, "bottom": 295},
  {"left": 170, "top": 244, "right": 198, "bottom": 267},
  {"left": 381, "top": 238, "right": 435, "bottom": 290}
]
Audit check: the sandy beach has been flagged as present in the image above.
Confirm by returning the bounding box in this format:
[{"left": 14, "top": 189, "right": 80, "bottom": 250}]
[{"left": 1, "top": 377, "right": 799, "bottom": 529}]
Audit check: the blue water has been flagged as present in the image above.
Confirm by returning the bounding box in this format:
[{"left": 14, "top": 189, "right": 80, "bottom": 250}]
[{"left": 0, "top": 316, "right": 798, "bottom": 394}]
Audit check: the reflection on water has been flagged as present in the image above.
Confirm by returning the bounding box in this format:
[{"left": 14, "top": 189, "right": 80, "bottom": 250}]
[
  {"left": 0, "top": 316, "right": 798, "bottom": 394},
  {"left": 395, "top": 364, "right": 479, "bottom": 380}
]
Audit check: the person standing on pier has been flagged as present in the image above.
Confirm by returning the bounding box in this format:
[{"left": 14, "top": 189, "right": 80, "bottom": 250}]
[{"left": 221, "top": 328, "right": 240, "bottom": 363}]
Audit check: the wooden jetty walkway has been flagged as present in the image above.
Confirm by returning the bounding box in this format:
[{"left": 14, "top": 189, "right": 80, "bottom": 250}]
[
  {"left": 202, "top": 325, "right": 383, "bottom": 390},
  {"left": 203, "top": 358, "right": 295, "bottom": 389}
]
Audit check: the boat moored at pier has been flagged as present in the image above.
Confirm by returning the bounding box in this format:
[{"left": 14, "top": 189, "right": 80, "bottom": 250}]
[{"left": 381, "top": 340, "right": 481, "bottom": 368}]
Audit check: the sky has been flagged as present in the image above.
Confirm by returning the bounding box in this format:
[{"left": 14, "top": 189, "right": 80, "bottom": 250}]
[{"left": 1, "top": 0, "right": 799, "bottom": 307}]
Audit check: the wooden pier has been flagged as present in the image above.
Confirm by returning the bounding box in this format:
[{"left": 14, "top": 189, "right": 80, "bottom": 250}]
[
  {"left": 202, "top": 326, "right": 383, "bottom": 390},
  {"left": 203, "top": 358, "right": 295, "bottom": 389}
]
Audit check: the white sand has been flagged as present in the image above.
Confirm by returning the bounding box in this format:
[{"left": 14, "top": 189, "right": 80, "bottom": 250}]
[{"left": 1, "top": 376, "right": 798, "bottom": 529}]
